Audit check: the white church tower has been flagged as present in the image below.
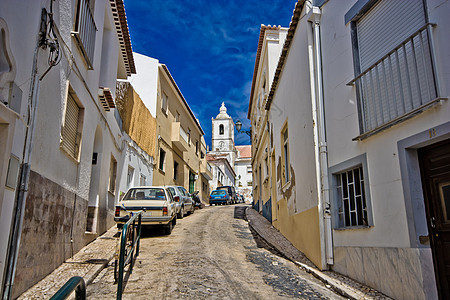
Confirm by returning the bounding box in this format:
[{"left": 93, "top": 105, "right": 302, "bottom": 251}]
[{"left": 211, "top": 102, "right": 237, "bottom": 166}]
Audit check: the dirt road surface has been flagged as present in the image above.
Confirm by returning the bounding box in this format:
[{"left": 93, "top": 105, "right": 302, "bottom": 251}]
[{"left": 87, "top": 205, "right": 345, "bottom": 299}]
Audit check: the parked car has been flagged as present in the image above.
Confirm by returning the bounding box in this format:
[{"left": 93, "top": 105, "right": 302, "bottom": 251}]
[
  {"left": 166, "top": 186, "right": 194, "bottom": 218},
  {"left": 209, "top": 189, "right": 231, "bottom": 205},
  {"left": 114, "top": 186, "right": 177, "bottom": 234},
  {"left": 216, "top": 186, "right": 238, "bottom": 204}
]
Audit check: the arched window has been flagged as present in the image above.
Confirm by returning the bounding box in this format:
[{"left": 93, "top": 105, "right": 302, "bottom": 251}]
[{"left": 219, "top": 124, "right": 224, "bottom": 135}]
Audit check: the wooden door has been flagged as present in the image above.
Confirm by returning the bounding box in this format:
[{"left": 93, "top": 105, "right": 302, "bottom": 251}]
[{"left": 418, "top": 138, "right": 450, "bottom": 299}]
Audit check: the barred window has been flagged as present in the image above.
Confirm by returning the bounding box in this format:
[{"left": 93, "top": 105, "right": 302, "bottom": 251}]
[{"left": 336, "top": 166, "right": 368, "bottom": 228}]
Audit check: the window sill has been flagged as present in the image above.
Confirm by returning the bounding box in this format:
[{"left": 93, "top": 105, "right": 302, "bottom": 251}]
[
  {"left": 60, "top": 144, "right": 80, "bottom": 164},
  {"left": 108, "top": 190, "right": 115, "bottom": 196},
  {"left": 158, "top": 169, "right": 165, "bottom": 175}
]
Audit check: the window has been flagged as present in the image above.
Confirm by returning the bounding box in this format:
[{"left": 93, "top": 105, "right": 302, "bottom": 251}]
[
  {"left": 188, "top": 129, "right": 191, "bottom": 145},
  {"left": 72, "top": 0, "right": 96, "bottom": 69},
  {"left": 247, "top": 181, "right": 252, "bottom": 186},
  {"left": 127, "top": 166, "right": 134, "bottom": 188},
  {"left": 162, "top": 92, "right": 168, "bottom": 114},
  {"left": 140, "top": 174, "right": 146, "bottom": 186},
  {"left": 349, "top": 0, "right": 438, "bottom": 137},
  {"left": 330, "top": 154, "right": 373, "bottom": 229},
  {"left": 176, "top": 111, "right": 180, "bottom": 122},
  {"left": 335, "top": 166, "right": 367, "bottom": 228},
  {"left": 159, "top": 148, "right": 166, "bottom": 171},
  {"left": 61, "top": 88, "right": 83, "bottom": 160},
  {"left": 247, "top": 166, "right": 252, "bottom": 174},
  {"left": 219, "top": 124, "right": 224, "bottom": 135},
  {"left": 109, "top": 155, "right": 117, "bottom": 194},
  {"left": 195, "top": 141, "right": 199, "bottom": 155},
  {"left": 264, "top": 156, "right": 269, "bottom": 178},
  {"left": 174, "top": 161, "right": 178, "bottom": 180},
  {"left": 201, "top": 151, "right": 205, "bottom": 159},
  {"left": 281, "top": 126, "right": 290, "bottom": 184}
]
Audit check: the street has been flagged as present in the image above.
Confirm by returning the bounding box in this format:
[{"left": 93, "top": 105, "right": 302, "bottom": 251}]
[{"left": 87, "top": 205, "right": 344, "bottom": 299}]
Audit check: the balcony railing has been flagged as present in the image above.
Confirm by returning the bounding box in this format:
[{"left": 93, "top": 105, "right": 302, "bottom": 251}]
[
  {"left": 171, "top": 122, "right": 188, "bottom": 152},
  {"left": 349, "top": 24, "right": 441, "bottom": 139},
  {"left": 72, "top": 0, "right": 97, "bottom": 69}
]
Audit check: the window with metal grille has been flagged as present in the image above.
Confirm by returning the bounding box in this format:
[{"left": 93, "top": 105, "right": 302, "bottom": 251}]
[
  {"left": 335, "top": 166, "right": 368, "bottom": 228},
  {"left": 61, "top": 90, "right": 82, "bottom": 160},
  {"left": 349, "top": 0, "right": 440, "bottom": 139}
]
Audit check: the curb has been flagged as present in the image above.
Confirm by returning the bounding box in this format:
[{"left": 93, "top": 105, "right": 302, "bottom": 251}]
[{"left": 245, "top": 207, "right": 385, "bottom": 300}]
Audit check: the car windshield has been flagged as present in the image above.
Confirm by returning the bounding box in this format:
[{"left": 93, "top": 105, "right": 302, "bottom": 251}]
[
  {"left": 123, "top": 188, "right": 166, "bottom": 200},
  {"left": 211, "top": 190, "right": 226, "bottom": 195}
]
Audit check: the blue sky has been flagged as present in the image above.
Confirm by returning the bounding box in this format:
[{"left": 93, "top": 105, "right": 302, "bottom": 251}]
[{"left": 123, "top": 0, "right": 297, "bottom": 146}]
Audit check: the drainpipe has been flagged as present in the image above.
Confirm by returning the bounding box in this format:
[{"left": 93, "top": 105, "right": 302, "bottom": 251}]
[
  {"left": 3, "top": 7, "right": 52, "bottom": 298},
  {"left": 307, "top": 5, "right": 334, "bottom": 269},
  {"left": 2, "top": 45, "right": 41, "bottom": 300}
]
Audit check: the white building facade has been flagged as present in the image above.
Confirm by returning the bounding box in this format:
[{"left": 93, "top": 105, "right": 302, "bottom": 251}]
[
  {"left": 0, "top": 0, "right": 135, "bottom": 297},
  {"left": 257, "top": 0, "right": 450, "bottom": 299}
]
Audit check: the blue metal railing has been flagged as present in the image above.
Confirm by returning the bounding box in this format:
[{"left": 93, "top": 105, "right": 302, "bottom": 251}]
[
  {"left": 50, "top": 276, "right": 86, "bottom": 300},
  {"left": 116, "top": 211, "right": 143, "bottom": 300}
]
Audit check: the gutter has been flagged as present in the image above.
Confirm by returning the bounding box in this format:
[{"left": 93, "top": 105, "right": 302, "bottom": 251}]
[{"left": 307, "top": 5, "right": 333, "bottom": 269}]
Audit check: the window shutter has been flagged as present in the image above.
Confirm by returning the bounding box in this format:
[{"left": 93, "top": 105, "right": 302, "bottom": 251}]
[
  {"left": 357, "top": 0, "right": 426, "bottom": 72},
  {"left": 62, "top": 92, "right": 81, "bottom": 158}
]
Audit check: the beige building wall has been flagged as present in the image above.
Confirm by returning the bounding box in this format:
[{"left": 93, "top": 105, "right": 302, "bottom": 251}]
[{"left": 153, "top": 65, "right": 204, "bottom": 194}]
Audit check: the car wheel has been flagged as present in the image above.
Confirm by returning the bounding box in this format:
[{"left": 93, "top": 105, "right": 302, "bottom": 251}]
[
  {"left": 173, "top": 214, "right": 177, "bottom": 225},
  {"left": 164, "top": 220, "right": 173, "bottom": 235},
  {"left": 191, "top": 204, "right": 195, "bottom": 214},
  {"left": 178, "top": 206, "right": 184, "bottom": 219}
]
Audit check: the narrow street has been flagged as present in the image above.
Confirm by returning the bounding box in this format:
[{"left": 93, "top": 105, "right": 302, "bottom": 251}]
[{"left": 87, "top": 205, "right": 344, "bottom": 299}]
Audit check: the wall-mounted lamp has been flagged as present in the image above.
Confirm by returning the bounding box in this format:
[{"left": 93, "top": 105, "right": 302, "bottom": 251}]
[{"left": 235, "top": 120, "right": 251, "bottom": 137}]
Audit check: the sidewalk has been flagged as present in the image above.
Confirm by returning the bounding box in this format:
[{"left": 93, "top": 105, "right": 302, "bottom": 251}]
[
  {"left": 18, "top": 226, "right": 118, "bottom": 299},
  {"left": 246, "top": 207, "right": 391, "bottom": 300}
]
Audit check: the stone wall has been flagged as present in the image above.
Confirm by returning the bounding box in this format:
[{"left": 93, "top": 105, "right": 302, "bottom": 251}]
[
  {"left": 332, "top": 246, "right": 438, "bottom": 300},
  {"left": 13, "top": 170, "right": 88, "bottom": 298}
]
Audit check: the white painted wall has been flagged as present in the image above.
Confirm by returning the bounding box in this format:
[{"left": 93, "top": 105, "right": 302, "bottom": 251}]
[
  {"left": 320, "top": 0, "right": 450, "bottom": 249},
  {"left": 117, "top": 137, "right": 154, "bottom": 196},
  {"left": 128, "top": 53, "right": 159, "bottom": 117},
  {"left": 0, "top": 0, "right": 134, "bottom": 293},
  {"left": 269, "top": 15, "right": 319, "bottom": 215}
]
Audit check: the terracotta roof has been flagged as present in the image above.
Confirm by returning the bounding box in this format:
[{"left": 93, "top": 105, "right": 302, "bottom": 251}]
[
  {"left": 110, "top": 0, "right": 136, "bottom": 75},
  {"left": 236, "top": 145, "right": 252, "bottom": 158},
  {"left": 160, "top": 65, "right": 205, "bottom": 135},
  {"left": 265, "top": 0, "right": 305, "bottom": 111},
  {"left": 247, "top": 24, "right": 281, "bottom": 119}
]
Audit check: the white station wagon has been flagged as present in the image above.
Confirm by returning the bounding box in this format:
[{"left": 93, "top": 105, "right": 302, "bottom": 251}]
[{"left": 114, "top": 186, "right": 177, "bottom": 234}]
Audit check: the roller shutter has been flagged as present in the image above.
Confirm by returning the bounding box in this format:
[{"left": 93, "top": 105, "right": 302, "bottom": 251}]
[
  {"left": 357, "top": 0, "right": 426, "bottom": 71},
  {"left": 61, "top": 92, "right": 81, "bottom": 158}
]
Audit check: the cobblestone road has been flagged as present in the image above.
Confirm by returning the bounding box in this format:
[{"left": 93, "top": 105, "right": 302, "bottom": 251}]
[{"left": 87, "top": 205, "right": 345, "bottom": 299}]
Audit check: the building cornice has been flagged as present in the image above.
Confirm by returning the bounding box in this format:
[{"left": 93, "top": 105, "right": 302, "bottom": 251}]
[
  {"left": 110, "top": 0, "right": 136, "bottom": 75},
  {"left": 265, "top": 0, "right": 306, "bottom": 111}
]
